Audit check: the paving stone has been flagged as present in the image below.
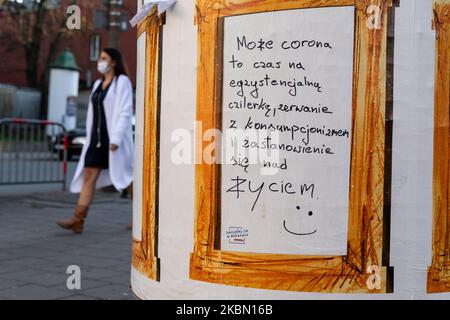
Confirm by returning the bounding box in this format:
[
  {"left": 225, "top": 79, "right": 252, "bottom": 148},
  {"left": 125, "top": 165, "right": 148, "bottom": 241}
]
[
  {"left": 50, "top": 278, "right": 112, "bottom": 292},
  {"left": 0, "top": 278, "right": 27, "bottom": 290},
  {"left": 58, "top": 294, "right": 101, "bottom": 300},
  {"left": 81, "top": 267, "right": 128, "bottom": 280},
  {"left": 0, "top": 284, "right": 74, "bottom": 300},
  {"left": 0, "top": 267, "right": 42, "bottom": 280},
  {"left": 80, "top": 284, "right": 133, "bottom": 300},
  {"left": 0, "top": 190, "right": 133, "bottom": 300},
  {"left": 96, "top": 274, "right": 131, "bottom": 286},
  {"left": 16, "top": 271, "right": 69, "bottom": 288}
]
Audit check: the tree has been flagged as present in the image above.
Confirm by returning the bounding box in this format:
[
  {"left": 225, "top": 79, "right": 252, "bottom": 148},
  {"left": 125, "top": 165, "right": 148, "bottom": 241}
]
[
  {"left": 0, "top": 0, "right": 98, "bottom": 118},
  {"left": 0, "top": 0, "right": 96, "bottom": 88}
]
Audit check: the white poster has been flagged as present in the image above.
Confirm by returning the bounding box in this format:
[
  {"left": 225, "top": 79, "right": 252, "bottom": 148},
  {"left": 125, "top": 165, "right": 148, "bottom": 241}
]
[{"left": 220, "top": 7, "right": 355, "bottom": 255}]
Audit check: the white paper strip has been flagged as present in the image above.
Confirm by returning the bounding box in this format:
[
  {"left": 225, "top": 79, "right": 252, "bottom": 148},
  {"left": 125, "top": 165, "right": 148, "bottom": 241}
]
[{"left": 130, "top": 0, "right": 177, "bottom": 27}]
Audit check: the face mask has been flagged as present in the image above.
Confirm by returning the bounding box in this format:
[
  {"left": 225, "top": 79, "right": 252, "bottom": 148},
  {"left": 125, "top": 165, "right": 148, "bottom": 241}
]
[{"left": 97, "top": 61, "right": 111, "bottom": 74}]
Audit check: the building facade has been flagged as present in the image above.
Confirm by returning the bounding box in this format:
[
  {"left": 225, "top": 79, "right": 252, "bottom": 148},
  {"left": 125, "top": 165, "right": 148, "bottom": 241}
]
[{"left": 0, "top": 0, "right": 137, "bottom": 90}]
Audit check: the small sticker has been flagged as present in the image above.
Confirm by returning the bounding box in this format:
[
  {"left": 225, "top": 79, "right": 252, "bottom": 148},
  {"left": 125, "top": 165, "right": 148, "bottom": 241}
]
[{"left": 226, "top": 226, "right": 249, "bottom": 245}]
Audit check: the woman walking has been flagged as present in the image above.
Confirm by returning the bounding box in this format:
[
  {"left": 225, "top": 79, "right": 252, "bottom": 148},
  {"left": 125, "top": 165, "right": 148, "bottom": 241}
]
[{"left": 56, "top": 48, "right": 134, "bottom": 234}]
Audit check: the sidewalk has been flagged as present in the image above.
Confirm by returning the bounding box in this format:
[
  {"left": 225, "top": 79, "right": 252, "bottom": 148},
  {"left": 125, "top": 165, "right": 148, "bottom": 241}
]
[{"left": 0, "top": 189, "right": 134, "bottom": 300}]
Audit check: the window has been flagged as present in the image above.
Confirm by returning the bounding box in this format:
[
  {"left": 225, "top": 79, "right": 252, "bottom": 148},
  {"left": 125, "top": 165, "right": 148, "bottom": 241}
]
[
  {"left": 90, "top": 35, "right": 101, "bottom": 62},
  {"left": 94, "top": 9, "right": 108, "bottom": 29}
]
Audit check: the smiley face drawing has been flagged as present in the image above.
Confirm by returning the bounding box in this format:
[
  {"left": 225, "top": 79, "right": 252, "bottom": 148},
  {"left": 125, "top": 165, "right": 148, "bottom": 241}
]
[{"left": 283, "top": 206, "right": 318, "bottom": 236}]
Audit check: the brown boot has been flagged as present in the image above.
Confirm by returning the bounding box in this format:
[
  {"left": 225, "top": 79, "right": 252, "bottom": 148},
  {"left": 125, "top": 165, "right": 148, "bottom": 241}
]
[{"left": 56, "top": 205, "right": 89, "bottom": 234}]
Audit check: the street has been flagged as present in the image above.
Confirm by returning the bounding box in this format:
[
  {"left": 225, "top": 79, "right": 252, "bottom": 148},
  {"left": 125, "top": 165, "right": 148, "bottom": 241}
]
[{"left": 0, "top": 174, "right": 134, "bottom": 300}]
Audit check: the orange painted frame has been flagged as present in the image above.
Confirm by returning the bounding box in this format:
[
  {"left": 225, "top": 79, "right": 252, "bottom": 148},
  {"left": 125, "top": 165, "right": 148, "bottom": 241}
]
[
  {"left": 428, "top": 0, "right": 450, "bottom": 294},
  {"left": 190, "top": 0, "right": 394, "bottom": 293},
  {"left": 132, "top": 10, "right": 163, "bottom": 281}
]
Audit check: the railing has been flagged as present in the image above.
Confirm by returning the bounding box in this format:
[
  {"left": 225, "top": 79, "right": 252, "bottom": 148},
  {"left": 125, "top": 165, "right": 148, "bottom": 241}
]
[{"left": 0, "top": 118, "right": 68, "bottom": 191}]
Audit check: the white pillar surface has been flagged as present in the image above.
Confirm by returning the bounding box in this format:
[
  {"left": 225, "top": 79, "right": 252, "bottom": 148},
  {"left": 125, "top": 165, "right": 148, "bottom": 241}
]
[
  {"left": 47, "top": 69, "right": 79, "bottom": 128},
  {"left": 131, "top": 0, "right": 450, "bottom": 299}
]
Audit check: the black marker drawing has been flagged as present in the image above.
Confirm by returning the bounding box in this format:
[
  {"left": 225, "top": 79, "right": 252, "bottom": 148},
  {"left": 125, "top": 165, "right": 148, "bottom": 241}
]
[{"left": 283, "top": 207, "right": 317, "bottom": 236}]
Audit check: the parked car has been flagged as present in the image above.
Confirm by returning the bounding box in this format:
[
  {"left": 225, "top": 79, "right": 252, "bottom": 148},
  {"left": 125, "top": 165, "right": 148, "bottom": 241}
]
[
  {"left": 52, "top": 115, "right": 135, "bottom": 161},
  {"left": 52, "top": 128, "right": 86, "bottom": 161}
]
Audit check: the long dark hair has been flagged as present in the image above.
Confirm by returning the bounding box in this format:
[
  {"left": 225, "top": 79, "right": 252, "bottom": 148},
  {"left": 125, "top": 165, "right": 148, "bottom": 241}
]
[{"left": 103, "top": 48, "right": 128, "bottom": 77}]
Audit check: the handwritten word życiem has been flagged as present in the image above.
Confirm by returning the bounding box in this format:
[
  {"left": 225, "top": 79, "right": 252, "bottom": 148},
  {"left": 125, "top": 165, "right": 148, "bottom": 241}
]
[{"left": 226, "top": 176, "right": 315, "bottom": 211}]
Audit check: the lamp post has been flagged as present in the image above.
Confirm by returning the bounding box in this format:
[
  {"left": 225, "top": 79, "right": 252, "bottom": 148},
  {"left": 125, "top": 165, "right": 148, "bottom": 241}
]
[{"left": 47, "top": 49, "right": 80, "bottom": 132}]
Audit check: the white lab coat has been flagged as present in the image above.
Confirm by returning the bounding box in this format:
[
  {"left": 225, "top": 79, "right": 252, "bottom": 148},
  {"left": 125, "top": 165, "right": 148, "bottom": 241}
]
[{"left": 70, "top": 75, "right": 134, "bottom": 193}]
